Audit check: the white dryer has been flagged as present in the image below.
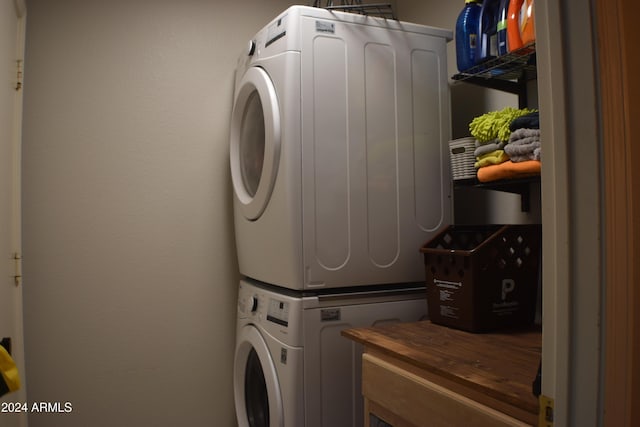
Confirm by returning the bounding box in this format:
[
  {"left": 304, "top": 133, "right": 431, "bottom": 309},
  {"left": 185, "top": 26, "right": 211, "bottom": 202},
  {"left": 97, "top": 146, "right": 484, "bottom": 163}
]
[
  {"left": 230, "top": 6, "right": 452, "bottom": 290},
  {"left": 233, "top": 278, "right": 427, "bottom": 427}
]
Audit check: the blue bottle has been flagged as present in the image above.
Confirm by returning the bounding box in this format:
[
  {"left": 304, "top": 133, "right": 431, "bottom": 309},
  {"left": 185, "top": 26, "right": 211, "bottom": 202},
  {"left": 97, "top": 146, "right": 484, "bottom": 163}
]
[
  {"left": 477, "top": 0, "right": 501, "bottom": 63},
  {"left": 455, "top": 0, "right": 483, "bottom": 72},
  {"left": 497, "top": 0, "right": 510, "bottom": 55}
]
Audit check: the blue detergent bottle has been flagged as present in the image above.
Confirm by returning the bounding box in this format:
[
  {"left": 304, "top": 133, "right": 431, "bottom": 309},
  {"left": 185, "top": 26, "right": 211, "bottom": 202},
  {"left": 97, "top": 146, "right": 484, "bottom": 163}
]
[
  {"left": 455, "top": 0, "right": 483, "bottom": 72},
  {"left": 477, "top": 0, "right": 501, "bottom": 63}
]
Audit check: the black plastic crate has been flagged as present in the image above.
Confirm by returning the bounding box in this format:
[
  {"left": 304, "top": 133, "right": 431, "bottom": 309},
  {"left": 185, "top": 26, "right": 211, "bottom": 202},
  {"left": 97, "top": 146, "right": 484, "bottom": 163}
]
[{"left": 420, "top": 224, "right": 541, "bottom": 332}]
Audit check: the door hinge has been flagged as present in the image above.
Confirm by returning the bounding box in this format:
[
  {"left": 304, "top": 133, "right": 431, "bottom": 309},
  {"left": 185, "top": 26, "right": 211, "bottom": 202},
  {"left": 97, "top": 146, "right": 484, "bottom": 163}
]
[
  {"left": 15, "top": 60, "right": 23, "bottom": 91},
  {"left": 13, "top": 253, "right": 22, "bottom": 286},
  {"left": 539, "top": 394, "right": 554, "bottom": 427}
]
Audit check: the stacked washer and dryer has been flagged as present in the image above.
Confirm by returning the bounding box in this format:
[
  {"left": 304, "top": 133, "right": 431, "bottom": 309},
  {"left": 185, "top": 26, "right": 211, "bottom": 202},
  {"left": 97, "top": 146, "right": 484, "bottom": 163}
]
[{"left": 229, "top": 6, "right": 452, "bottom": 427}]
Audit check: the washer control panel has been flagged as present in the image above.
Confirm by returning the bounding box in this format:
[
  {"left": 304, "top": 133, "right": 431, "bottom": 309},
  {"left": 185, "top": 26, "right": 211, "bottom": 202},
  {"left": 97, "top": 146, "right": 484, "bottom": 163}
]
[
  {"left": 267, "top": 299, "right": 289, "bottom": 327},
  {"left": 238, "top": 291, "right": 289, "bottom": 327},
  {"left": 237, "top": 280, "right": 304, "bottom": 346}
]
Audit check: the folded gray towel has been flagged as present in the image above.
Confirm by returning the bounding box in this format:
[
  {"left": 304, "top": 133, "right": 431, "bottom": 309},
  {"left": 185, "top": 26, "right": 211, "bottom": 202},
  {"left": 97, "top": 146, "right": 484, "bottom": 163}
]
[
  {"left": 474, "top": 138, "right": 506, "bottom": 157},
  {"left": 508, "top": 135, "right": 540, "bottom": 147},
  {"left": 505, "top": 138, "right": 541, "bottom": 161},
  {"left": 509, "top": 128, "right": 540, "bottom": 142},
  {"left": 508, "top": 150, "right": 541, "bottom": 162},
  {"left": 505, "top": 139, "right": 541, "bottom": 155}
]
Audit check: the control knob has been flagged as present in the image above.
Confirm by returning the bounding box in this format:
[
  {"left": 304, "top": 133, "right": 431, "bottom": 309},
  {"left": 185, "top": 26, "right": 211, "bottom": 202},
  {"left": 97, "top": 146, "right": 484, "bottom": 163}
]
[
  {"left": 248, "top": 295, "right": 258, "bottom": 312},
  {"left": 247, "top": 40, "right": 256, "bottom": 57}
]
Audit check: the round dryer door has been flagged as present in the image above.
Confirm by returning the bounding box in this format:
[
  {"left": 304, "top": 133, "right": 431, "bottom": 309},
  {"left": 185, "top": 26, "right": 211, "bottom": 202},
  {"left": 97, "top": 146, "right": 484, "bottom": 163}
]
[
  {"left": 234, "top": 325, "right": 283, "bottom": 427},
  {"left": 230, "top": 66, "right": 281, "bottom": 220}
]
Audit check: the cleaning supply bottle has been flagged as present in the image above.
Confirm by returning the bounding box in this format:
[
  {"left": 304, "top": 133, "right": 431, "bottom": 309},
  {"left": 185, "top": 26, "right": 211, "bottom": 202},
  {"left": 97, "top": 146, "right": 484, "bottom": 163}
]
[
  {"left": 477, "top": 0, "right": 501, "bottom": 63},
  {"left": 455, "top": 0, "right": 483, "bottom": 72},
  {"left": 507, "top": 0, "right": 524, "bottom": 51},
  {"left": 497, "top": 0, "right": 510, "bottom": 55},
  {"left": 507, "top": 0, "right": 535, "bottom": 52},
  {"left": 520, "top": 0, "right": 536, "bottom": 46}
]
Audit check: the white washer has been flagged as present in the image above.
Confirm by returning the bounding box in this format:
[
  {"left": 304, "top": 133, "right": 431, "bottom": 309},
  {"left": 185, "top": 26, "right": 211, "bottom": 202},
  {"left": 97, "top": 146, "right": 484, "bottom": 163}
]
[
  {"left": 230, "top": 6, "right": 453, "bottom": 290},
  {"left": 233, "top": 278, "right": 427, "bottom": 427}
]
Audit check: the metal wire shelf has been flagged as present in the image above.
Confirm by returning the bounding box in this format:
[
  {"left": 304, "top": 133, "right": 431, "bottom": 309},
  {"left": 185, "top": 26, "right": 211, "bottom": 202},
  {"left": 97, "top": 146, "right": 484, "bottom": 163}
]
[
  {"left": 452, "top": 43, "right": 537, "bottom": 83},
  {"left": 311, "top": 1, "right": 396, "bottom": 19},
  {"left": 451, "top": 43, "right": 536, "bottom": 108}
]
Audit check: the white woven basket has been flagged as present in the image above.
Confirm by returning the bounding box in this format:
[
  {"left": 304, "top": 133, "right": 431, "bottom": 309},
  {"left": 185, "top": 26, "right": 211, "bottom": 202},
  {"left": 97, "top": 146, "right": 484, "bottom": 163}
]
[{"left": 449, "top": 137, "right": 477, "bottom": 181}]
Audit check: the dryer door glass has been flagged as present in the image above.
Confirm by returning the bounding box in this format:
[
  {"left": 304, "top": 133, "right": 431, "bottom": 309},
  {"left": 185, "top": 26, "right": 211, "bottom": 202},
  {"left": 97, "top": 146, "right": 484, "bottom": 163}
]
[
  {"left": 240, "top": 92, "right": 265, "bottom": 198},
  {"left": 230, "top": 66, "right": 281, "bottom": 220}
]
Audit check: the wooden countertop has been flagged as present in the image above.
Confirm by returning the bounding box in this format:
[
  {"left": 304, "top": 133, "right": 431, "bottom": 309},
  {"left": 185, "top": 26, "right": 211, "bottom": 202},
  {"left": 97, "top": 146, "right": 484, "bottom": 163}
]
[{"left": 342, "top": 320, "right": 541, "bottom": 418}]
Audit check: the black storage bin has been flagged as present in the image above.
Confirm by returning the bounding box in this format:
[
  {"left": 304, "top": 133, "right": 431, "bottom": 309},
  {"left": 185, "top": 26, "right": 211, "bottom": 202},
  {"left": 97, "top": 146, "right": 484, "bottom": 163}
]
[{"left": 420, "top": 224, "right": 541, "bottom": 332}]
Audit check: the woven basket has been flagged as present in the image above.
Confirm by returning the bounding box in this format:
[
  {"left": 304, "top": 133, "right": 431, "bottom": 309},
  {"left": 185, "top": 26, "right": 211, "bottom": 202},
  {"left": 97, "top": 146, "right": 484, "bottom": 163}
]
[{"left": 449, "top": 137, "right": 476, "bottom": 181}]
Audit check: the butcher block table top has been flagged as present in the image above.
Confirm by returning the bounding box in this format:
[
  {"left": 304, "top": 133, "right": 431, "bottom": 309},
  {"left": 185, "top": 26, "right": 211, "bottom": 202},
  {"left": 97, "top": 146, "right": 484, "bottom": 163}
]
[{"left": 342, "top": 320, "right": 541, "bottom": 420}]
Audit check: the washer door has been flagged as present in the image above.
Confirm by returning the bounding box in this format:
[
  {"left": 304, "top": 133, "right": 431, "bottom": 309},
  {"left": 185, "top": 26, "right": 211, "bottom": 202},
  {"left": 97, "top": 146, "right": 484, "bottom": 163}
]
[
  {"left": 230, "top": 66, "right": 281, "bottom": 221},
  {"left": 234, "top": 325, "right": 283, "bottom": 427}
]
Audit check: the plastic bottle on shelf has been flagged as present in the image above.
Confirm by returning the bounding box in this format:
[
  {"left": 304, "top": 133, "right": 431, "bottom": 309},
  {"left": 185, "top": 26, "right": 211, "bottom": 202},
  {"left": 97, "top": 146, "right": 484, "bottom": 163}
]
[
  {"left": 455, "top": 0, "right": 483, "bottom": 72},
  {"left": 507, "top": 0, "right": 536, "bottom": 52},
  {"left": 521, "top": 0, "right": 536, "bottom": 46},
  {"left": 507, "top": 0, "right": 524, "bottom": 51},
  {"left": 497, "top": 0, "right": 510, "bottom": 55},
  {"left": 477, "top": 0, "right": 502, "bottom": 63}
]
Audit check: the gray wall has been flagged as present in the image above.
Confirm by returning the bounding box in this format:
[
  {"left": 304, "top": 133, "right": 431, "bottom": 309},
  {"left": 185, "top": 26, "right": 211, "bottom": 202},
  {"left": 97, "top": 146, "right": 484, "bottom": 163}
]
[{"left": 22, "top": 1, "right": 296, "bottom": 425}]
